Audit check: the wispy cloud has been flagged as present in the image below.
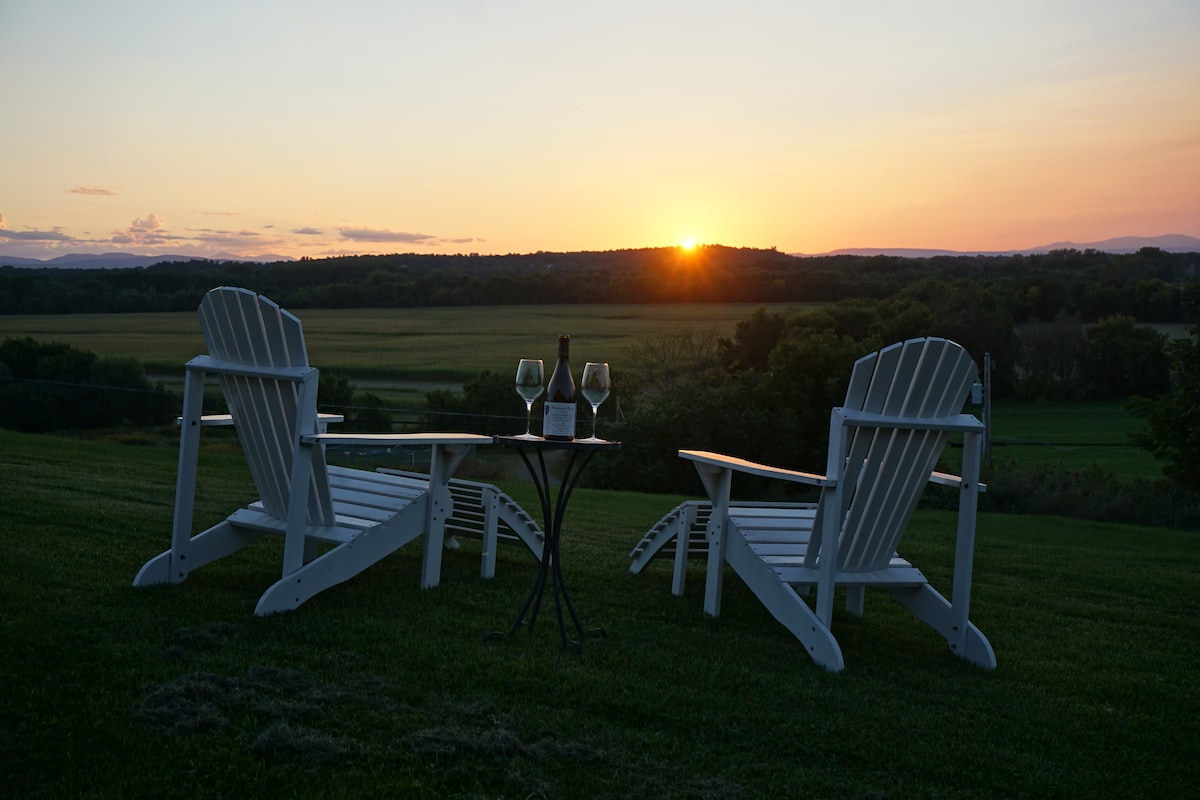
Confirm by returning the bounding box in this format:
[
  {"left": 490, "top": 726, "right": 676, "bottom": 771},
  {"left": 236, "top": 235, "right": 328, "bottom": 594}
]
[
  {"left": 0, "top": 229, "right": 78, "bottom": 242},
  {"left": 339, "top": 227, "right": 436, "bottom": 244},
  {"left": 190, "top": 228, "right": 265, "bottom": 244},
  {"left": 68, "top": 186, "right": 116, "bottom": 196},
  {"left": 0, "top": 215, "right": 79, "bottom": 242},
  {"left": 0, "top": 210, "right": 481, "bottom": 259}
]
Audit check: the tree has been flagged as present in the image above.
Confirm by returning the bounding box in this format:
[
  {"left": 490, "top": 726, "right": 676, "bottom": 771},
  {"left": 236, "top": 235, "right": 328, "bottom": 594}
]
[
  {"left": 425, "top": 370, "right": 519, "bottom": 434},
  {"left": 351, "top": 392, "right": 394, "bottom": 433},
  {"left": 317, "top": 372, "right": 355, "bottom": 415},
  {"left": 585, "top": 378, "right": 761, "bottom": 494},
  {"left": 1130, "top": 326, "right": 1200, "bottom": 492},
  {"left": 761, "top": 329, "right": 876, "bottom": 468},
  {"left": 1011, "top": 316, "right": 1088, "bottom": 401},
  {"left": 620, "top": 328, "right": 723, "bottom": 399},
  {"left": 0, "top": 337, "right": 172, "bottom": 432},
  {"left": 1024, "top": 277, "right": 1071, "bottom": 323},
  {"left": 718, "top": 307, "right": 785, "bottom": 373},
  {"left": 1083, "top": 316, "right": 1170, "bottom": 400}
]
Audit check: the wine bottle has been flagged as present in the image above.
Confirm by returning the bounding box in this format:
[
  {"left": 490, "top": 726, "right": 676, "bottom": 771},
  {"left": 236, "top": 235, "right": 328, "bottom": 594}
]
[{"left": 542, "top": 335, "right": 576, "bottom": 440}]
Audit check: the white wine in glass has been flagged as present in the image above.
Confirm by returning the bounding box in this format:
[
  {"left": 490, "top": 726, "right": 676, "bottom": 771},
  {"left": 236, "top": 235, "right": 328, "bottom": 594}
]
[
  {"left": 580, "top": 361, "right": 611, "bottom": 442},
  {"left": 514, "top": 359, "right": 545, "bottom": 439}
]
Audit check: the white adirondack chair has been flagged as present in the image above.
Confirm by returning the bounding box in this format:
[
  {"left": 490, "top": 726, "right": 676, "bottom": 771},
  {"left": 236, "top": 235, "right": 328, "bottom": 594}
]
[
  {"left": 630, "top": 337, "right": 996, "bottom": 671},
  {"left": 132, "top": 286, "right": 494, "bottom": 615}
]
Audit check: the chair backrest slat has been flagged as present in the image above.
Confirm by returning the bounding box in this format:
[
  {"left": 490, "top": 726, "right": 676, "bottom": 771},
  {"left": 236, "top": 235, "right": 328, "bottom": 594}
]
[
  {"left": 809, "top": 338, "right": 977, "bottom": 573},
  {"left": 197, "top": 287, "right": 334, "bottom": 525}
]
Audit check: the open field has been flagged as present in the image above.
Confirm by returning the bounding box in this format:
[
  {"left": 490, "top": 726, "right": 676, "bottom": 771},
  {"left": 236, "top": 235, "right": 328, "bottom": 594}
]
[
  {"left": 0, "top": 303, "right": 817, "bottom": 383},
  {"left": 988, "top": 400, "right": 1162, "bottom": 480},
  {"left": 1, "top": 427, "right": 1198, "bottom": 798}
]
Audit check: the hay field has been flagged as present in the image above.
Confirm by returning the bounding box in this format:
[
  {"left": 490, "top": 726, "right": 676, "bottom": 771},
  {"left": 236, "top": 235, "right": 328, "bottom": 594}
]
[{"left": 0, "top": 303, "right": 813, "bottom": 383}]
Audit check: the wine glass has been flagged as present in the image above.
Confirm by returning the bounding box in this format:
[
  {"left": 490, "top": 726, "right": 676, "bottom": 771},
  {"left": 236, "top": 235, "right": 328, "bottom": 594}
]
[
  {"left": 514, "top": 359, "right": 544, "bottom": 439},
  {"left": 580, "top": 361, "right": 611, "bottom": 442}
]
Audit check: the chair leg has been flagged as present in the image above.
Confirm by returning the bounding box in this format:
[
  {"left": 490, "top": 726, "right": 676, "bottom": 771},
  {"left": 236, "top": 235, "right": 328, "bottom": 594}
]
[
  {"left": 723, "top": 530, "right": 844, "bottom": 671},
  {"left": 889, "top": 584, "right": 996, "bottom": 669},
  {"left": 255, "top": 501, "right": 427, "bottom": 615},
  {"left": 694, "top": 466, "right": 732, "bottom": 618},
  {"left": 670, "top": 503, "right": 699, "bottom": 597},
  {"left": 420, "top": 444, "right": 472, "bottom": 590},
  {"left": 134, "top": 520, "right": 266, "bottom": 587},
  {"left": 479, "top": 488, "right": 499, "bottom": 579},
  {"left": 303, "top": 537, "right": 320, "bottom": 564},
  {"left": 160, "top": 366, "right": 207, "bottom": 583},
  {"left": 132, "top": 550, "right": 174, "bottom": 586},
  {"left": 845, "top": 586, "right": 865, "bottom": 617}
]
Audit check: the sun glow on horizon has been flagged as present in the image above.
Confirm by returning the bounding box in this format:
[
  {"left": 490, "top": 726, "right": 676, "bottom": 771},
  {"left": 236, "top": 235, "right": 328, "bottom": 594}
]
[{"left": 0, "top": 4, "right": 1196, "bottom": 262}]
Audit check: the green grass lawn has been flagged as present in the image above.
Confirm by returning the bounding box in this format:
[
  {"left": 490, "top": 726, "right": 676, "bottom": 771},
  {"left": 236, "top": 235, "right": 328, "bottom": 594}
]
[
  {"left": 2, "top": 427, "right": 1198, "bottom": 798},
  {"left": 989, "top": 400, "right": 1162, "bottom": 480}
]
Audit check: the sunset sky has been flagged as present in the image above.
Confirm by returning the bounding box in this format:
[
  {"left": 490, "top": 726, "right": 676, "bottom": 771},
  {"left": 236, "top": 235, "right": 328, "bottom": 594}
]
[{"left": 2, "top": 0, "right": 1198, "bottom": 261}]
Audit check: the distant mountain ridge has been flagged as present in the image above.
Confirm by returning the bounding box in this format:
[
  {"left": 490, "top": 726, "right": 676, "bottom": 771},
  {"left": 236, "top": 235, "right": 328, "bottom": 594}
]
[
  {"left": 0, "top": 252, "right": 295, "bottom": 269},
  {"left": 795, "top": 234, "right": 1200, "bottom": 258},
  {"left": 2, "top": 234, "right": 1198, "bottom": 268}
]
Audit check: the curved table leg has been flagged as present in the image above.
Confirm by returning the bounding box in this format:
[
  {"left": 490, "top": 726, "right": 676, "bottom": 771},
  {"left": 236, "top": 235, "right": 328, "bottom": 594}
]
[{"left": 497, "top": 446, "right": 603, "bottom": 650}]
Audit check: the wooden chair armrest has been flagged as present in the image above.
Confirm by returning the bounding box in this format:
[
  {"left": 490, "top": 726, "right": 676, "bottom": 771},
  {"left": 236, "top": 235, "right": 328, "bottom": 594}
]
[
  {"left": 679, "top": 449, "right": 830, "bottom": 486},
  {"left": 303, "top": 433, "right": 493, "bottom": 447},
  {"left": 178, "top": 412, "right": 345, "bottom": 427},
  {"left": 928, "top": 470, "right": 987, "bottom": 493}
]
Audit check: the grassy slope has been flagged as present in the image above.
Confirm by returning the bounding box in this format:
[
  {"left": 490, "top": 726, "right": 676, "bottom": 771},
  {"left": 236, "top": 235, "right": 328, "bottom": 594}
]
[{"left": 2, "top": 428, "right": 1197, "bottom": 798}]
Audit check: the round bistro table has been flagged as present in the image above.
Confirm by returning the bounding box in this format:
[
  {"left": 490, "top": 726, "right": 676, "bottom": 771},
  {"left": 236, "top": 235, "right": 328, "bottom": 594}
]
[{"left": 491, "top": 435, "right": 621, "bottom": 650}]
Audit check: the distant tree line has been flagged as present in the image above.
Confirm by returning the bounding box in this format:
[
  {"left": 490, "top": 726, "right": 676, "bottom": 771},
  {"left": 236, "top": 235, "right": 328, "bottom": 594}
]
[
  {"left": 0, "top": 337, "right": 413, "bottom": 435},
  {"left": 2, "top": 245, "right": 1198, "bottom": 325}
]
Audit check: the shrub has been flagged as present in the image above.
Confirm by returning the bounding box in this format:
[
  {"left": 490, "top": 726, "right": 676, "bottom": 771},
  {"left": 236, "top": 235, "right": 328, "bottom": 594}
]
[
  {"left": 1083, "top": 315, "right": 1170, "bottom": 400},
  {"left": 350, "top": 392, "right": 394, "bottom": 433},
  {"left": 1011, "top": 316, "right": 1089, "bottom": 401},
  {"left": 0, "top": 337, "right": 174, "bottom": 432},
  {"left": 1129, "top": 325, "right": 1200, "bottom": 493},
  {"left": 425, "top": 370, "right": 521, "bottom": 435},
  {"left": 982, "top": 460, "right": 1200, "bottom": 529}
]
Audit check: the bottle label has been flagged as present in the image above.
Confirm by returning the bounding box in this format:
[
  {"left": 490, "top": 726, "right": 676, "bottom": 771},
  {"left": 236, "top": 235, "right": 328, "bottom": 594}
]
[{"left": 543, "top": 401, "right": 576, "bottom": 439}]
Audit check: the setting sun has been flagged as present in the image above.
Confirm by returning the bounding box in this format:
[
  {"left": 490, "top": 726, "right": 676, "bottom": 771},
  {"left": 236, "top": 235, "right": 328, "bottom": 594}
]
[{"left": 0, "top": 4, "right": 1195, "bottom": 263}]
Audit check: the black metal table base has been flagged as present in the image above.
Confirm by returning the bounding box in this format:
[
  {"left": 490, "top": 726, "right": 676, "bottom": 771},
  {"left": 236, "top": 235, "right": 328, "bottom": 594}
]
[{"left": 490, "top": 437, "right": 617, "bottom": 650}]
